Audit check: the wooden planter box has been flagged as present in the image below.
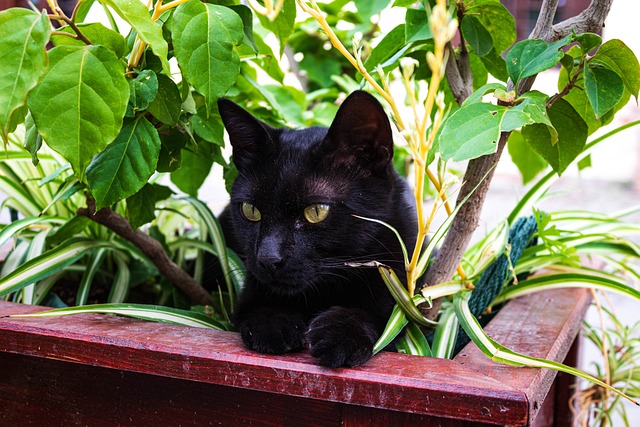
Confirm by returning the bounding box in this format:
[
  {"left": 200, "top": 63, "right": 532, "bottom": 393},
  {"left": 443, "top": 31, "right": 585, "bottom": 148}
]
[{"left": 0, "top": 288, "right": 589, "bottom": 426}]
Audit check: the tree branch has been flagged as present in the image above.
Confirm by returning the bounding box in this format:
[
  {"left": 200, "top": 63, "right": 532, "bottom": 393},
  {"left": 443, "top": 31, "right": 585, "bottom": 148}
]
[
  {"left": 77, "top": 197, "right": 213, "bottom": 306},
  {"left": 421, "top": 0, "right": 614, "bottom": 320}
]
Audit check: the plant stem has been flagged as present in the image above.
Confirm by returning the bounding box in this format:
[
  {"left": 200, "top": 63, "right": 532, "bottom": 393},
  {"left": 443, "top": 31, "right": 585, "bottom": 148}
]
[{"left": 77, "top": 197, "right": 212, "bottom": 306}]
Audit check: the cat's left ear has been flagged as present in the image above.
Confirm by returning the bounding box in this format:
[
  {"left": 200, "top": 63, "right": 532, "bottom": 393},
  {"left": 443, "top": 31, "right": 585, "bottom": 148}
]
[{"left": 324, "top": 90, "right": 394, "bottom": 176}]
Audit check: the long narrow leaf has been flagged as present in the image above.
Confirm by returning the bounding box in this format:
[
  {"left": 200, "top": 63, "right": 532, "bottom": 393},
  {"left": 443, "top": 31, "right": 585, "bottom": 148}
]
[
  {"left": 0, "top": 175, "right": 41, "bottom": 216},
  {"left": 0, "top": 238, "right": 109, "bottom": 297},
  {"left": 21, "top": 228, "right": 51, "bottom": 305},
  {"left": 11, "top": 303, "right": 228, "bottom": 330},
  {"left": 492, "top": 273, "right": 640, "bottom": 307},
  {"left": 453, "top": 292, "right": 639, "bottom": 406},
  {"left": 378, "top": 265, "right": 437, "bottom": 327},
  {"left": 108, "top": 252, "right": 130, "bottom": 303},
  {"left": 76, "top": 248, "right": 108, "bottom": 306},
  {"left": 431, "top": 305, "right": 459, "bottom": 359},
  {"left": 353, "top": 215, "right": 409, "bottom": 266},
  {"left": 373, "top": 303, "right": 408, "bottom": 354},
  {"left": 0, "top": 216, "right": 63, "bottom": 249},
  {"left": 183, "top": 197, "right": 236, "bottom": 306},
  {"left": 396, "top": 322, "right": 432, "bottom": 356},
  {"left": 463, "top": 220, "right": 509, "bottom": 280}
]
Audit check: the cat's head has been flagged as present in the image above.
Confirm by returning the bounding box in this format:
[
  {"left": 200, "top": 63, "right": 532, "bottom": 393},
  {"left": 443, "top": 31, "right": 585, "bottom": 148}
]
[{"left": 218, "top": 91, "right": 407, "bottom": 294}]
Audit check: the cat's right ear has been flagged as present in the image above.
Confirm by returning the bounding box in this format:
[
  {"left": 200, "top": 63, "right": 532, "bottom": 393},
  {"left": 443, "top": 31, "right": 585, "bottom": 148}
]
[{"left": 218, "top": 98, "right": 273, "bottom": 172}]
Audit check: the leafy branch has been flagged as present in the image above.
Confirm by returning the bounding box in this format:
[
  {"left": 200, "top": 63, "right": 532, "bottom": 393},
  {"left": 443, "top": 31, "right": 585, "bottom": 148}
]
[
  {"left": 421, "top": 0, "right": 615, "bottom": 320},
  {"left": 45, "top": 0, "right": 92, "bottom": 45}
]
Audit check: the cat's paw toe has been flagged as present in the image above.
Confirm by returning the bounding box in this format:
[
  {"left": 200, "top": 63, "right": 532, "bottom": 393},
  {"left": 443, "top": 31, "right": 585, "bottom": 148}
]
[
  {"left": 240, "top": 312, "right": 306, "bottom": 355},
  {"left": 306, "top": 307, "right": 378, "bottom": 368}
]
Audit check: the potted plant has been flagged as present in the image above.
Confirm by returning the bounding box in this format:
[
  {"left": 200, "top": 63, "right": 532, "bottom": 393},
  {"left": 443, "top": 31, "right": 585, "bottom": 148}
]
[{"left": 1, "top": 0, "right": 638, "bottom": 424}]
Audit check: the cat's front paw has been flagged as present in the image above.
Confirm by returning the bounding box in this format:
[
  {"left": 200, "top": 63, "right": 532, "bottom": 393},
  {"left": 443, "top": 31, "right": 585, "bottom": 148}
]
[
  {"left": 239, "top": 309, "right": 306, "bottom": 355},
  {"left": 306, "top": 307, "right": 379, "bottom": 368}
]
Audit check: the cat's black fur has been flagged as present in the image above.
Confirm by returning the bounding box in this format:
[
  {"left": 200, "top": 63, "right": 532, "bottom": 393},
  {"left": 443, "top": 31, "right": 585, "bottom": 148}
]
[{"left": 217, "top": 91, "right": 417, "bottom": 367}]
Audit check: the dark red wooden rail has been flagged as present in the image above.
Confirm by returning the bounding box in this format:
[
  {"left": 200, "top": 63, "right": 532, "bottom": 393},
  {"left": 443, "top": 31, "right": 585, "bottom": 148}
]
[{"left": 0, "top": 288, "right": 590, "bottom": 426}]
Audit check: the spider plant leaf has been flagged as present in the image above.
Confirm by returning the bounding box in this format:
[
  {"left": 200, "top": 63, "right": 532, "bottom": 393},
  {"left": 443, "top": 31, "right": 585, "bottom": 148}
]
[
  {"left": 431, "top": 305, "right": 459, "bottom": 359},
  {"left": 182, "top": 197, "right": 236, "bottom": 303},
  {"left": 491, "top": 273, "right": 640, "bottom": 308},
  {"left": 76, "top": 247, "right": 108, "bottom": 306},
  {"left": 21, "top": 228, "right": 51, "bottom": 305},
  {"left": 373, "top": 303, "right": 408, "bottom": 355},
  {"left": 0, "top": 215, "right": 62, "bottom": 249},
  {"left": 0, "top": 238, "right": 109, "bottom": 298},
  {"left": 453, "top": 291, "right": 639, "bottom": 406},
  {"left": 108, "top": 252, "right": 130, "bottom": 303},
  {"left": 378, "top": 264, "right": 437, "bottom": 327},
  {"left": 0, "top": 175, "right": 41, "bottom": 216},
  {"left": 10, "top": 303, "right": 228, "bottom": 330},
  {"left": 396, "top": 322, "right": 432, "bottom": 356}
]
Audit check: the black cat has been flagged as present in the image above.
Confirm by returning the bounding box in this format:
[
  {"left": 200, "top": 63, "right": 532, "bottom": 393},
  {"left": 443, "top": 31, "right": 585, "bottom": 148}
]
[{"left": 217, "top": 91, "right": 417, "bottom": 367}]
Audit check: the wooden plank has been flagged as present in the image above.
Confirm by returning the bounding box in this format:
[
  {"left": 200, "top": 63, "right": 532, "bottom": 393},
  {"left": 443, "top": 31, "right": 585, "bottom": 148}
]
[{"left": 0, "top": 287, "right": 590, "bottom": 426}]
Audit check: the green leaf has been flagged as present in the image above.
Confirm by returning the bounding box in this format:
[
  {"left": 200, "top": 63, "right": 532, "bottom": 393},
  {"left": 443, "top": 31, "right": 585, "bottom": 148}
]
[
  {"left": 170, "top": 146, "right": 214, "bottom": 197},
  {"left": 24, "top": 112, "right": 42, "bottom": 166},
  {"left": 461, "top": 82, "right": 506, "bottom": 107},
  {"left": 431, "top": 306, "right": 458, "bottom": 359},
  {"left": 364, "top": 24, "right": 406, "bottom": 71},
  {"left": 126, "top": 70, "right": 158, "bottom": 117},
  {"left": 501, "top": 91, "right": 552, "bottom": 131},
  {"left": 353, "top": 0, "right": 390, "bottom": 20},
  {"left": 11, "top": 303, "right": 228, "bottom": 330},
  {"left": 591, "top": 39, "right": 640, "bottom": 100},
  {"left": 173, "top": 0, "right": 244, "bottom": 113},
  {"left": 438, "top": 102, "right": 506, "bottom": 161},
  {"left": 405, "top": 8, "right": 431, "bottom": 43},
  {"left": 147, "top": 74, "right": 181, "bottom": 126},
  {"left": 574, "top": 32, "right": 602, "bottom": 53},
  {"left": 229, "top": 5, "right": 259, "bottom": 54},
  {"left": 256, "top": 0, "right": 295, "bottom": 57},
  {"left": 378, "top": 265, "right": 437, "bottom": 328},
  {"left": 507, "top": 130, "right": 547, "bottom": 184},
  {"left": 373, "top": 303, "right": 409, "bottom": 354},
  {"left": 461, "top": 15, "right": 492, "bottom": 57},
  {"left": 506, "top": 35, "right": 572, "bottom": 85},
  {"left": 192, "top": 106, "right": 225, "bottom": 145},
  {"left": 479, "top": 47, "right": 509, "bottom": 81},
  {"left": 100, "top": 0, "right": 170, "bottom": 74},
  {"left": 76, "top": 247, "right": 108, "bottom": 306},
  {"left": 52, "top": 22, "right": 126, "bottom": 58},
  {"left": 521, "top": 99, "right": 587, "bottom": 175},
  {"left": 0, "top": 9, "right": 50, "bottom": 144},
  {"left": 86, "top": 116, "right": 161, "bottom": 210},
  {"left": 28, "top": 45, "right": 129, "bottom": 182},
  {"left": 126, "top": 183, "right": 173, "bottom": 229},
  {"left": 396, "top": 322, "right": 432, "bottom": 356},
  {"left": 0, "top": 216, "right": 62, "bottom": 250},
  {"left": 467, "top": 0, "right": 515, "bottom": 54},
  {"left": 0, "top": 238, "right": 108, "bottom": 297},
  {"left": 157, "top": 127, "right": 187, "bottom": 173},
  {"left": 584, "top": 64, "right": 625, "bottom": 119},
  {"left": 493, "top": 273, "right": 640, "bottom": 307}
]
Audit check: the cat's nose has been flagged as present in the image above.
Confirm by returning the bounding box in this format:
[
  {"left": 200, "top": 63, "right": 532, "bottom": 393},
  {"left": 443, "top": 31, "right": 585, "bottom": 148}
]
[{"left": 258, "top": 255, "right": 285, "bottom": 272}]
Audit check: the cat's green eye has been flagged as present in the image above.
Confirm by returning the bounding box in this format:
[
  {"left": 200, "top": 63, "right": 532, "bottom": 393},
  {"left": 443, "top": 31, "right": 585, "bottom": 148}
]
[
  {"left": 241, "top": 202, "right": 261, "bottom": 222},
  {"left": 303, "top": 204, "right": 330, "bottom": 224}
]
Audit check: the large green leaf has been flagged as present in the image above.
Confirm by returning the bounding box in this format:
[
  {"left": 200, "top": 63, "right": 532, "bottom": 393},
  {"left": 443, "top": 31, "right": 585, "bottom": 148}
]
[
  {"left": 170, "top": 146, "right": 214, "bottom": 197},
  {"left": 363, "top": 24, "right": 406, "bottom": 71},
  {"left": 438, "top": 102, "right": 506, "bottom": 161},
  {"left": 126, "top": 183, "right": 173, "bottom": 229},
  {"left": 0, "top": 9, "right": 50, "bottom": 144},
  {"left": 466, "top": 0, "right": 515, "bottom": 54},
  {"left": 51, "top": 22, "right": 126, "bottom": 58},
  {"left": 521, "top": 99, "right": 587, "bottom": 175},
  {"left": 507, "top": 130, "right": 547, "bottom": 184},
  {"left": 100, "top": 0, "right": 170, "bottom": 73},
  {"left": 461, "top": 15, "right": 492, "bottom": 57},
  {"left": 584, "top": 64, "right": 625, "bottom": 119},
  {"left": 147, "top": 74, "right": 181, "bottom": 126},
  {"left": 591, "top": 39, "right": 640, "bottom": 100},
  {"left": 28, "top": 45, "right": 129, "bottom": 182},
  {"left": 405, "top": 7, "right": 432, "bottom": 43},
  {"left": 506, "top": 35, "right": 572, "bottom": 85},
  {"left": 86, "top": 116, "right": 161, "bottom": 210},
  {"left": 173, "top": 0, "right": 244, "bottom": 113}
]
